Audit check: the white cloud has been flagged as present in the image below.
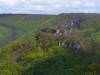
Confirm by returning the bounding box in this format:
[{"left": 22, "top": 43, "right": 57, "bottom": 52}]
[
  {"left": 0, "top": 0, "right": 98, "bottom": 8},
  {"left": 32, "top": 5, "right": 49, "bottom": 10},
  {"left": 31, "top": 0, "right": 64, "bottom": 10},
  {"left": 32, "top": 0, "right": 98, "bottom": 10},
  {"left": 63, "top": 0, "right": 97, "bottom": 8},
  {"left": 84, "top": 2, "right": 96, "bottom": 7},
  {"left": 0, "top": 0, "right": 99, "bottom": 14},
  {"left": 0, "top": 0, "right": 19, "bottom": 6},
  {"left": 71, "top": 0, "right": 82, "bottom": 7}
]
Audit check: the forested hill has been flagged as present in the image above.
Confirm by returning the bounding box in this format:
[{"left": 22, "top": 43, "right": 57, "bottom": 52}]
[{"left": 0, "top": 13, "right": 100, "bottom": 75}]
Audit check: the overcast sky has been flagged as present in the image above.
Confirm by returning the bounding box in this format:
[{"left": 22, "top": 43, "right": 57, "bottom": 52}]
[{"left": 0, "top": 0, "right": 100, "bottom": 14}]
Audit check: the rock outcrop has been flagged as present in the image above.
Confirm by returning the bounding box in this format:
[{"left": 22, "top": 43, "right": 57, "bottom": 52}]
[{"left": 36, "top": 19, "right": 82, "bottom": 51}]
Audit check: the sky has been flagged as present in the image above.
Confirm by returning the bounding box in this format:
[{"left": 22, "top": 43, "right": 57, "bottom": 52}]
[{"left": 0, "top": 0, "right": 100, "bottom": 14}]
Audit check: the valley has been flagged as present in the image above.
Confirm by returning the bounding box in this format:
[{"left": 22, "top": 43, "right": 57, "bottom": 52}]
[{"left": 0, "top": 13, "right": 100, "bottom": 75}]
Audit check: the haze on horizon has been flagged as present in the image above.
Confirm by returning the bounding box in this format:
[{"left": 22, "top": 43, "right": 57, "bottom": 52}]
[{"left": 0, "top": 0, "right": 100, "bottom": 14}]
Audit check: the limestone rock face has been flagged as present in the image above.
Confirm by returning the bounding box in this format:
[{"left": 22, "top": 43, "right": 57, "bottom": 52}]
[
  {"left": 65, "top": 41, "right": 80, "bottom": 50},
  {"left": 36, "top": 19, "right": 83, "bottom": 52}
]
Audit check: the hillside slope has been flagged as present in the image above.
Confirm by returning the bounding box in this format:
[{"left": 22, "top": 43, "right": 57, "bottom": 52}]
[{"left": 0, "top": 13, "right": 100, "bottom": 75}]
